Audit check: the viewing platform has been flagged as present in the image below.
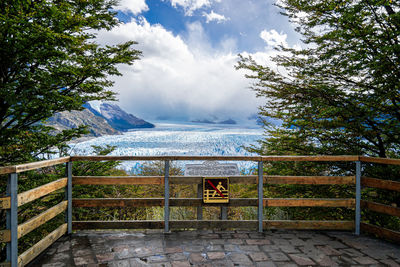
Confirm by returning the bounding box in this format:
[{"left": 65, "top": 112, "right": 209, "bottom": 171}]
[{"left": 0, "top": 155, "right": 399, "bottom": 266}]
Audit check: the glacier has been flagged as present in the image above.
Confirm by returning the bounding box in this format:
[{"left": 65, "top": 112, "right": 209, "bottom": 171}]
[{"left": 68, "top": 121, "right": 264, "bottom": 174}]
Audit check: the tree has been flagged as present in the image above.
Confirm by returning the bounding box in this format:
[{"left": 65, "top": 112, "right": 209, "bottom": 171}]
[
  {"left": 237, "top": 0, "right": 400, "bottom": 160},
  {"left": 0, "top": 0, "right": 141, "bottom": 164}
]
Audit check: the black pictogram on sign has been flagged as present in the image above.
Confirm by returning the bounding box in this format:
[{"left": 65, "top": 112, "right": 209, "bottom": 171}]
[{"left": 203, "top": 178, "right": 229, "bottom": 203}]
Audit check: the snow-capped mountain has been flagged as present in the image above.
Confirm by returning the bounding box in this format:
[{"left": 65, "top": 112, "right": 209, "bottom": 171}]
[
  {"left": 47, "top": 102, "right": 154, "bottom": 137},
  {"left": 85, "top": 101, "right": 154, "bottom": 131}
]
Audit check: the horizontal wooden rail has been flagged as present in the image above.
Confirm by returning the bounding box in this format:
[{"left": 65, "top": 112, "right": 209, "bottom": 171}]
[
  {"left": 361, "top": 177, "right": 400, "bottom": 192},
  {"left": 0, "top": 157, "right": 70, "bottom": 175},
  {"left": 361, "top": 223, "right": 400, "bottom": 243},
  {"left": 264, "top": 198, "right": 355, "bottom": 208},
  {"left": 18, "top": 223, "right": 67, "bottom": 267},
  {"left": 361, "top": 200, "right": 400, "bottom": 217},
  {"left": 267, "top": 176, "right": 355, "bottom": 185},
  {"left": 360, "top": 156, "right": 400, "bottom": 165},
  {"left": 73, "top": 198, "right": 258, "bottom": 207},
  {"left": 73, "top": 176, "right": 163, "bottom": 185},
  {"left": 72, "top": 198, "right": 354, "bottom": 208},
  {"left": 72, "top": 220, "right": 353, "bottom": 230},
  {"left": 0, "top": 196, "right": 10, "bottom": 209},
  {"left": 73, "top": 175, "right": 356, "bottom": 185},
  {"left": 264, "top": 220, "right": 354, "bottom": 230},
  {"left": 0, "top": 201, "right": 67, "bottom": 242},
  {"left": 18, "top": 178, "right": 68, "bottom": 207},
  {"left": 71, "top": 155, "right": 360, "bottom": 162}
]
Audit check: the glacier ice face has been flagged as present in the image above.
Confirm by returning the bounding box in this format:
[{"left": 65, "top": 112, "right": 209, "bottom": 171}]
[{"left": 68, "top": 121, "right": 264, "bottom": 174}]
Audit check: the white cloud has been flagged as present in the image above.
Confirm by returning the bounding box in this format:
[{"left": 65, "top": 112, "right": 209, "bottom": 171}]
[
  {"left": 169, "top": 0, "right": 220, "bottom": 15},
  {"left": 203, "top": 10, "right": 228, "bottom": 23},
  {"left": 260, "top": 29, "right": 288, "bottom": 47},
  {"left": 94, "top": 18, "right": 265, "bottom": 122},
  {"left": 114, "top": 0, "right": 149, "bottom": 15}
]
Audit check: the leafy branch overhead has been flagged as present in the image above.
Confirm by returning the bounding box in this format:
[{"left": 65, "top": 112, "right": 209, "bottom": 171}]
[
  {"left": 0, "top": 0, "right": 142, "bottom": 164},
  {"left": 237, "top": 0, "right": 400, "bottom": 159}
]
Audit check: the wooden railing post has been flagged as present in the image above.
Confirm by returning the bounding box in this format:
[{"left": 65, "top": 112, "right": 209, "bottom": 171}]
[
  {"left": 66, "top": 161, "right": 72, "bottom": 234},
  {"left": 164, "top": 160, "right": 170, "bottom": 232},
  {"left": 355, "top": 161, "right": 361, "bottom": 235},
  {"left": 197, "top": 183, "right": 203, "bottom": 220},
  {"left": 6, "top": 172, "right": 18, "bottom": 266},
  {"left": 258, "top": 161, "right": 263, "bottom": 233}
]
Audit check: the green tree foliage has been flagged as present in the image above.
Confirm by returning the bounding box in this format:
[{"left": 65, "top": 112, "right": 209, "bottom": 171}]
[
  {"left": 237, "top": 0, "right": 400, "bottom": 226},
  {"left": 0, "top": 0, "right": 141, "bottom": 164},
  {"left": 237, "top": 0, "right": 400, "bottom": 160}
]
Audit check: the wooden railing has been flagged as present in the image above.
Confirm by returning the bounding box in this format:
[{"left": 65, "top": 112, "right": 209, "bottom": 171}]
[{"left": 0, "top": 155, "right": 399, "bottom": 266}]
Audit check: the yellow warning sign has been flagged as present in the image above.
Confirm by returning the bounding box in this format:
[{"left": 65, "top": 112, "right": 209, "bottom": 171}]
[{"left": 203, "top": 177, "right": 229, "bottom": 203}]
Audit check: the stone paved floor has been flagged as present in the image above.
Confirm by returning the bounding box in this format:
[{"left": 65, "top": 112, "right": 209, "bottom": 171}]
[{"left": 30, "top": 230, "right": 400, "bottom": 267}]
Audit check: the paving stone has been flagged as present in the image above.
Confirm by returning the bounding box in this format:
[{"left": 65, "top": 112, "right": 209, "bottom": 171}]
[
  {"left": 109, "top": 260, "right": 131, "bottom": 267},
  {"left": 340, "top": 248, "right": 364, "bottom": 257},
  {"left": 239, "top": 245, "right": 260, "bottom": 252},
  {"left": 165, "top": 246, "right": 183, "bottom": 254},
  {"left": 249, "top": 252, "right": 269, "bottom": 261},
  {"left": 288, "top": 254, "right": 316, "bottom": 266},
  {"left": 73, "top": 255, "right": 96, "bottom": 265},
  {"left": 380, "top": 259, "right": 400, "bottom": 267},
  {"left": 268, "top": 252, "right": 290, "bottom": 261},
  {"left": 229, "top": 253, "right": 252, "bottom": 263},
  {"left": 279, "top": 245, "right": 300, "bottom": 254},
  {"left": 227, "top": 238, "right": 244, "bottom": 244},
  {"left": 232, "top": 233, "right": 249, "bottom": 239},
  {"left": 289, "top": 238, "right": 306, "bottom": 246},
  {"left": 325, "top": 240, "right": 348, "bottom": 249},
  {"left": 168, "top": 253, "right": 187, "bottom": 261},
  {"left": 147, "top": 254, "right": 169, "bottom": 263},
  {"left": 312, "top": 254, "right": 338, "bottom": 267},
  {"left": 246, "top": 239, "right": 271, "bottom": 245},
  {"left": 184, "top": 245, "right": 204, "bottom": 252},
  {"left": 42, "top": 263, "right": 66, "bottom": 267},
  {"left": 50, "top": 252, "right": 70, "bottom": 262},
  {"left": 261, "top": 245, "right": 280, "bottom": 252},
  {"left": 189, "top": 253, "right": 207, "bottom": 263},
  {"left": 96, "top": 253, "right": 115, "bottom": 263},
  {"left": 210, "top": 239, "right": 227, "bottom": 245},
  {"left": 72, "top": 248, "right": 92, "bottom": 257},
  {"left": 56, "top": 241, "right": 71, "bottom": 253},
  {"left": 206, "top": 244, "right": 224, "bottom": 251},
  {"left": 207, "top": 252, "right": 225, "bottom": 260},
  {"left": 353, "top": 256, "right": 379, "bottom": 265},
  {"left": 255, "top": 261, "right": 277, "bottom": 267},
  {"left": 223, "top": 244, "right": 238, "bottom": 251},
  {"left": 315, "top": 245, "right": 341, "bottom": 256}
]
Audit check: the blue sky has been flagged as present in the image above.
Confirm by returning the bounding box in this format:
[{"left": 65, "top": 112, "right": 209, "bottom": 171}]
[{"left": 97, "top": 0, "right": 301, "bottom": 123}]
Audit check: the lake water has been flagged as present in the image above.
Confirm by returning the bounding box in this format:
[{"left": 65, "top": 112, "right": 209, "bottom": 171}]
[{"left": 68, "top": 121, "right": 264, "bottom": 174}]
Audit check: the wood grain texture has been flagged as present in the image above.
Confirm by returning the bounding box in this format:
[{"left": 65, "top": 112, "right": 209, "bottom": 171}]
[
  {"left": 0, "top": 196, "right": 10, "bottom": 209},
  {"left": 262, "top": 155, "right": 359, "bottom": 162},
  {"left": 72, "top": 176, "right": 163, "bottom": 185},
  {"left": 0, "top": 230, "right": 10, "bottom": 243},
  {"left": 18, "top": 201, "right": 67, "bottom": 239},
  {"left": 266, "top": 176, "right": 355, "bottom": 185},
  {"left": 71, "top": 155, "right": 262, "bottom": 161},
  {"left": 360, "top": 156, "right": 400, "bottom": 166},
  {"left": 361, "top": 223, "right": 400, "bottom": 243},
  {"left": 18, "top": 223, "right": 67, "bottom": 267},
  {"left": 15, "top": 157, "right": 70, "bottom": 174},
  {"left": 18, "top": 178, "right": 67, "bottom": 207},
  {"left": 73, "top": 220, "right": 164, "bottom": 230},
  {"left": 361, "top": 200, "right": 400, "bottom": 217},
  {"left": 72, "top": 198, "right": 258, "bottom": 207},
  {"left": 72, "top": 220, "right": 353, "bottom": 230},
  {"left": 263, "top": 198, "right": 355, "bottom": 207},
  {"left": 264, "top": 220, "right": 354, "bottom": 230},
  {"left": 361, "top": 177, "right": 400, "bottom": 192}
]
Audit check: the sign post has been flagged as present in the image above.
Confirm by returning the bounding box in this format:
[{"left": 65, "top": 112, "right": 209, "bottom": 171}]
[{"left": 185, "top": 161, "right": 238, "bottom": 219}]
